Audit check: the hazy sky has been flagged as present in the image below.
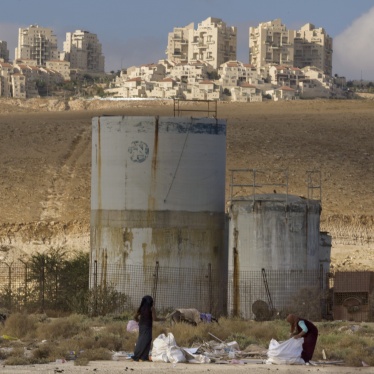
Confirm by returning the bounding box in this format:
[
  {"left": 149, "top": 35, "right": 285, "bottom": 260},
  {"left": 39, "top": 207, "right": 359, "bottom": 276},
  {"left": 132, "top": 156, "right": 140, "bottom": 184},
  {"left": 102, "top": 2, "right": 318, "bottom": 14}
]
[{"left": 1, "top": 0, "right": 373, "bottom": 80}]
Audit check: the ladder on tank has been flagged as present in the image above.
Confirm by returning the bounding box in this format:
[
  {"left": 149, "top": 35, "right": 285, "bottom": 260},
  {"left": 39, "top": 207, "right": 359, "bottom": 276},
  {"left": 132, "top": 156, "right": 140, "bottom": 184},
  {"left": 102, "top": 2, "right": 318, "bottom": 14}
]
[{"left": 306, "top": 170, "right": 322, "bottom": 201}]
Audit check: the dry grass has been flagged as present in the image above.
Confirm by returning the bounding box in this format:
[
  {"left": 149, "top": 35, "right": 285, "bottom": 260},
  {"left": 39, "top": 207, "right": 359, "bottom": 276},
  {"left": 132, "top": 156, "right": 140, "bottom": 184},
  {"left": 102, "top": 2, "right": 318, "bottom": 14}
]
[
  {"left": 1, "top": 314, "right": 374, "bottom": 367},
  {"left": 1, "top": 313, "right": 38, "bottom": 339}
]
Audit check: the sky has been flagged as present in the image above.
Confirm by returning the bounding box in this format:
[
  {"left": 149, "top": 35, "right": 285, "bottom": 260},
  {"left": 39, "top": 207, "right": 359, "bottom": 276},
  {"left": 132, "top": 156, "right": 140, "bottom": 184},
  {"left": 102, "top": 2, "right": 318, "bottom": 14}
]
[{"left": 0, "top": 0, "right": 374, "bottom": 80}]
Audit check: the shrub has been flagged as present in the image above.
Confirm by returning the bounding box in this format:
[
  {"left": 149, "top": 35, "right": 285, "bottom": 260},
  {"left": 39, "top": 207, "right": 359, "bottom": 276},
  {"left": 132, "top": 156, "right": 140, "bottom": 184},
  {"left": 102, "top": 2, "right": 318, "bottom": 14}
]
[
  {"left": 2, "top": 313, "right": 37, "bottom": 339},
  {"left": 85, "top": 285, "right": 129, "bottom": 317},
  {"left": 36, "top": 314, "right": 89, "bottom": 340}
]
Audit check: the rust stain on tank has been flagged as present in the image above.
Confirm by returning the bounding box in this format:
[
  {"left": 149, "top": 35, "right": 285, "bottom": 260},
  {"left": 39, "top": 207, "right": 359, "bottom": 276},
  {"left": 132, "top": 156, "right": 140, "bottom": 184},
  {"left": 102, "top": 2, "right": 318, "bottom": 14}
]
[
  {"left": 92, "top": 117, "right": 102, "bottom": 270},
  {"left": 97, "top": 117, "right": 102, "bottom": 212},
  {"left": 122, "top": 227, "right": 133, "bottom": 262},
  {"left": 148, "top": 116, "right": 159, "bottom": 220},
  {"left": 233, "top": 227, "right": 239, "bottom": 316},
  {"left": 100, "top": 248, "right": 107, "bottom": 288}
]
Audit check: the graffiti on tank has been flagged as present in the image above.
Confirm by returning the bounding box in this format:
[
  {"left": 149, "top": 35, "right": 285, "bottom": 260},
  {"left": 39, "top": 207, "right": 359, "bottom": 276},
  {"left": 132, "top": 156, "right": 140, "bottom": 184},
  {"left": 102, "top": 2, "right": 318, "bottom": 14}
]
[{"left": 128, "top": 141, "right": 149, "bottom": 162}]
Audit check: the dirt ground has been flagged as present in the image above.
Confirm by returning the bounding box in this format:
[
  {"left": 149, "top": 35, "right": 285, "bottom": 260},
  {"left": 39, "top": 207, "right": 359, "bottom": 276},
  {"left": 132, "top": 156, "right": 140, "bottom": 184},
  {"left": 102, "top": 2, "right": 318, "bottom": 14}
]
[
  {"left": 0, "top": 98, "right": 374, "bottom": 270},
  {"left": 0, "top": 360, "right": 368, "bottom": 374}
]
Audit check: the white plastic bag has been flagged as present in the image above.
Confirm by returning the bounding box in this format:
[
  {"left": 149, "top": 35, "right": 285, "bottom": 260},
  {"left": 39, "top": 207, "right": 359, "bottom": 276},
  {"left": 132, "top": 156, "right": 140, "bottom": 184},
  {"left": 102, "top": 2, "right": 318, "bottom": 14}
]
[
  {"left": 126, "top": 320, "right": 139, "bottom": 333},
  {"left": 266, "top": 338, "right": 305, "bottom": 365}
]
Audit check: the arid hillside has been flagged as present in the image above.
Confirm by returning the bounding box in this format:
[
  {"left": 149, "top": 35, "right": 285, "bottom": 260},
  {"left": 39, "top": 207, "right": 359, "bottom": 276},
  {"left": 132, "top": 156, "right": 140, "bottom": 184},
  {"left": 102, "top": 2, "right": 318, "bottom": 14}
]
[{"left": 0, "top": 98, "right": 373, "bottom": 270}]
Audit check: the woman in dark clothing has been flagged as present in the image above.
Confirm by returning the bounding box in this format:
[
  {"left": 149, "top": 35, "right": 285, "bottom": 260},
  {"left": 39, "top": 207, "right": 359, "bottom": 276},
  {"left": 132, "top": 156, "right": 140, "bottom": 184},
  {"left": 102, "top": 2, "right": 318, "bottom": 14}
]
[
  {"left": 286, "top": 314, "right": 318, "bottom": 363},
  {"left": 131, "top": 295, "right": 158, "bottom": 362}
]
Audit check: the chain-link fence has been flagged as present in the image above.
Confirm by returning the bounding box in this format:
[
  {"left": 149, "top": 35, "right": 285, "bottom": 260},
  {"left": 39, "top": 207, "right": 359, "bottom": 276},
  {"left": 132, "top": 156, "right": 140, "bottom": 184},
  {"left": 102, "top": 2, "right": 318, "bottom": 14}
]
[{"left": 1, "top": 258, "right": 373, "bottom": 321}]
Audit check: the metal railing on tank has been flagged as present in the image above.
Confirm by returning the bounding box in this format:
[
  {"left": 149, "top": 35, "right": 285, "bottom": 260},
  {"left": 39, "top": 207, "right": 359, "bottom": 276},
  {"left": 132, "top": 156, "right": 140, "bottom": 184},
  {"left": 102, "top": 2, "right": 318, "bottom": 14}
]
[
  {"left": 228, "top": 168, "right": 289, "bottom": 205},
  {"left": 173, "top": 99, "right": 218, "bottom": 118}
]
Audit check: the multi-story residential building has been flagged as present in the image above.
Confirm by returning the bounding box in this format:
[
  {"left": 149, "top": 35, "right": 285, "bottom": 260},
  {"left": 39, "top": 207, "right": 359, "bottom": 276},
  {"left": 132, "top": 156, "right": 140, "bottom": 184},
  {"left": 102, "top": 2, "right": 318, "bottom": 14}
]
[
  {"left": 170, "top": 61, "right": 214, "bottom": 84},
  {"left": 62, "top": 30, "right": 104, "bottom": 73},
  {"left": 13, "top": 64, "right": 40, "bottom": 98},
  {"left": 268, "top": 65, "right": 305, "bottom": 88},
  {"left": 166, "top": 23, "right": 194, "bottom": 64},
  {"left": 231, "top": 83, "right": 263, "bottom": 102},
  {"left": 294, "top": 23, "right": 333, "bottom": 76},
  {"left": 250, "top": 19, "right": 333, "bottom": 76},
  {"left": 14, "top": 58, "right": 38, "bottom": 66},
  {"left": 298, "top": 66, "right": 333, "bottom": 98},
  {"left": 185, "top": 79, "right": 220, "bottom": 100},
  {"left": 167, "top": 17, "right": 237, "bottom": 70},
  {"left": 11, "top": 74, "right": 26, "bottom": 98},
  {"left": 15, "top": 25, "right": 58, "bottom": 66},
  {"left": 157, "top": 59, "right": 175, "bottom": 75},
  {"left": 0, "top": 62, "right": 13, "bottom": 97},
  {"left": 189, "top": 17, "right": 237, "bottom": 69},
  {"left": 46, "top": 60, "right": 71, "bottom": 81},
  {"left": 0, "top": 41, "right": 9, "bottom": 62},
  {"left": 146, "top": 78, "right": 182, "bottom": 99},
  {"left": 126, "top": 63, "right": 166, "bottom": 81},
  {"left": 219, "top": 61, "right": 261, "bottom": 89},
  {"left": 249, "top": 19, "right": 296, "bottom": 68}
]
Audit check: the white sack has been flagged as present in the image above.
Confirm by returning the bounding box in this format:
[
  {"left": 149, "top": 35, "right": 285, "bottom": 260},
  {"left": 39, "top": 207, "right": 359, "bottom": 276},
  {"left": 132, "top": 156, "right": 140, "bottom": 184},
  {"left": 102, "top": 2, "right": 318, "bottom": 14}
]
[
  {"left": 266, "top": 338, "right": 305, "bottom": 365},
  {"left": 152, "top": 333, "right": 184, "bottom": 363}
]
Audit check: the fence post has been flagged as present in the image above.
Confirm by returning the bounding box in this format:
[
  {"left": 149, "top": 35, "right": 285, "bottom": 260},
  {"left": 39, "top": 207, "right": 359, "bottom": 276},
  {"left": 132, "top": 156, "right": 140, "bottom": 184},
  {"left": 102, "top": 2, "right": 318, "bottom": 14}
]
[
  {"left": 152, "top": 261, "right": 159, "bottom": 305},
  {"left": 208, "top": 263, "right": 212, "bottom": 314},
  {"left": 24, "top": 262, "right": 28, "bottom": 309},
  {"left": 7, "top": 264, "right": 12, "bottom": 311},
  {"left": 40, "top": 257, "right": 45, "bottom": 312}
]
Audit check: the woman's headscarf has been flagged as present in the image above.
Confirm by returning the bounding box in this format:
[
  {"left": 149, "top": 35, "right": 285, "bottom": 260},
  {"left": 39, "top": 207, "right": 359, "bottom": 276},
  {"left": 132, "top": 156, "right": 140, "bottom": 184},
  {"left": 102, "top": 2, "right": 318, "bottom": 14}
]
[{"left": 138, "top": 295, "right": 153, "bottom": 314}]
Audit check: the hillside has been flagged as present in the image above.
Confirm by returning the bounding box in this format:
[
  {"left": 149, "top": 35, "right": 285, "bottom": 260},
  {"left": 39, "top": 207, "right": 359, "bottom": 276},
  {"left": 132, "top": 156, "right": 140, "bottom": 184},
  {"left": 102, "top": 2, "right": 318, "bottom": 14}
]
[{"left": 0, "top": 98, "right": 373, "bottom": 270}]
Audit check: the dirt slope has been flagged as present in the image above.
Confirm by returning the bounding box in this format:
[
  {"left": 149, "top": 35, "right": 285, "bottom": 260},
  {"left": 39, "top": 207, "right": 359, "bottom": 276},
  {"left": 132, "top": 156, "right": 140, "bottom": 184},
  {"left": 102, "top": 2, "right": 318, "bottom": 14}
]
[{"left": 0, "top": 98, "right": 373, "bottom": 269}]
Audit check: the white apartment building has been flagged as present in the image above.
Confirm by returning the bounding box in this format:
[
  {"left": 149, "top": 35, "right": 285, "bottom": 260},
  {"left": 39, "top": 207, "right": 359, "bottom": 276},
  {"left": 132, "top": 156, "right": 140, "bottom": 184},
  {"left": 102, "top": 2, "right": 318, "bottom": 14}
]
[
  {"left": 189, "top": 17, "right": 237, "bottom": 69},
  {"left": 166, "top": 23, "right": 194, "bottom": 64},
  {"left": 0, "top": 62, "right": 13, "bottom": 97},
  {"left": 250, "top": 19, "right": 333, "bottom": 76},
  {"left": 294, "top": 23, "right": 333, "bottom": 76},
  {"left": 46, "top": 60, "right": 71, "bottom": 81},
  {"left": 14, "top": 58, "right": 38, "bottom": 66},
  {"left": 15, "top": 25, "right": 58, "bottom": 66},
  {"left": 0, "top": 41, "right": 9, "bottom": 62},
  {"left": 11, "top": 74, "right": 26, "bottom": 98},
  {"left": 170, "top": 61, "right": 214, "bottom": 84},
  {"left": 147, "top": 78, "right": 182, "bottom": 99},
  {"left": 219, "top": 61, "right": 261, "bottom": 89},
  {"left": 13, "top": 64, "right": 40, "bottom": 98},
  {"left": 268, "top": 65, "right": 305, "bottom": 88},
  {"left": 298, "top": 66, "right": 333, "bottom": 98},
  {"left": 62, "top": 30, "right": 104, "bottom": 72},
  {"left": 184, "top": 80, "right": 220, "bottom": 100},
  {"left": 167, "top": 17, "right": 237, "bottom": 70},
  {"left": 249, "top": 19, "right": 296, "bottom": 68},
  {"left": 231, "top": 83, "right": 263, "bottom": 102},
  {"left": 126, "top": 63, "right": 166, "bottom": 81}
]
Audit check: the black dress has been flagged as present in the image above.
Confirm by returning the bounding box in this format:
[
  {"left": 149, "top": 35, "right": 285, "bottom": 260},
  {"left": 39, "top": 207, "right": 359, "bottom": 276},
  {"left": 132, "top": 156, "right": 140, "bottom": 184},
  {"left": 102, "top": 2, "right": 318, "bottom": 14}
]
[
  {"left": 132, "top": 306, "right": 153, "bottom": 361},
  {"left": 296, "top": 318, "right": 318, "bottom": 363}
]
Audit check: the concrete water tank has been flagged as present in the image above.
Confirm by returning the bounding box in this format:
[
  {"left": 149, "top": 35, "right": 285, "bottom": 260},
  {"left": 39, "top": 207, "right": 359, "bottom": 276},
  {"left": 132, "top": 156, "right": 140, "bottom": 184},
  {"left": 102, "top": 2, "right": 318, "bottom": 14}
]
[
  {"left": 90, "top": 116, "right": 227, "bottom": 311},
  {"left": 227, "top": 194, "right": 323, "bottom": 318}
]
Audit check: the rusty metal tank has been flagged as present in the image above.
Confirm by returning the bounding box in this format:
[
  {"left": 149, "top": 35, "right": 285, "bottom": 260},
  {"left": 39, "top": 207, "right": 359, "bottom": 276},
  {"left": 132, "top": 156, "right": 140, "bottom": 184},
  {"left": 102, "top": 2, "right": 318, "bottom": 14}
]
[{"left": 90, "top": 116, "right": 227, "bottom": 311}]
